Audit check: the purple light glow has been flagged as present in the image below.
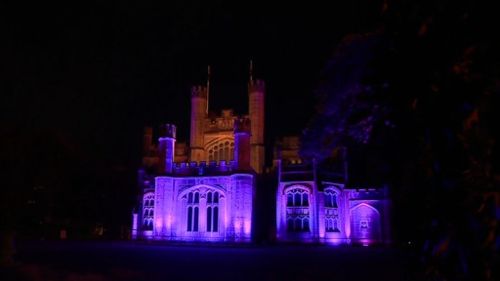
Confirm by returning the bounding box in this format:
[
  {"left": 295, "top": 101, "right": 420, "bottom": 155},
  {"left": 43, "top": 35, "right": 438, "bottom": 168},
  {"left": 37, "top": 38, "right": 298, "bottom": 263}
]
[
  {"left": 137, "top": 174, "right": 253, "bottom": 242},
  {"left": 276, "top": 180, "right": 389, "bottom": 245},
  {"left": 349, "top": 203, "right": 382, "bottom": 244}
]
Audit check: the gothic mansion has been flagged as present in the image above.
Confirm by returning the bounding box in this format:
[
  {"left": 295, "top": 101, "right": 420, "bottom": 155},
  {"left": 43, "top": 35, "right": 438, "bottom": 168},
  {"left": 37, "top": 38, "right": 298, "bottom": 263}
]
[{"left": 132, "top": 72, "right": 391, "bottom": 245}]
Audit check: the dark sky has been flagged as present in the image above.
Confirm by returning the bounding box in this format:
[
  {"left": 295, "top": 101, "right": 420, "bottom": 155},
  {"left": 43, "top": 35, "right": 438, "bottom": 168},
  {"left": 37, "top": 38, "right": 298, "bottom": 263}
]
[{"left": 3, "top": 1, "right": 384, "bottom": 169}]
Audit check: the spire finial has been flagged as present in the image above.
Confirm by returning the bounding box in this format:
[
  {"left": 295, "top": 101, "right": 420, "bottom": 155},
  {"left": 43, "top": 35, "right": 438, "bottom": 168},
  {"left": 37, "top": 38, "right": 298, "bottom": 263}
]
[{"left": 206, "top": 65, "right": 211, "bottom": 114}]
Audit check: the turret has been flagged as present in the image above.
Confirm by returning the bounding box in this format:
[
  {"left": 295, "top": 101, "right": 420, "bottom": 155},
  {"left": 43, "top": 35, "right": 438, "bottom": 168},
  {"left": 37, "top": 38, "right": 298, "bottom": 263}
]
[
  {"left": 234, "top": 117, "right": 251, "bottom": 170},
  {"left": 158, "top": 124, "right": 176, "bottom": 173},
  {"left": 248, "top": 78, "right": 265, "bottom": 173},
  {"left": 190, "top": 85, "right": 208, "bottom": 162}
]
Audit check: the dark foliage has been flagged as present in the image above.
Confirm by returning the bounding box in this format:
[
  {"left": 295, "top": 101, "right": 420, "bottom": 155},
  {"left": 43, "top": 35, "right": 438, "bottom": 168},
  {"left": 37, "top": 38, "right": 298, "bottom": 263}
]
[{"left": 302, "top": 1, "right": 499, "bottom": 280}]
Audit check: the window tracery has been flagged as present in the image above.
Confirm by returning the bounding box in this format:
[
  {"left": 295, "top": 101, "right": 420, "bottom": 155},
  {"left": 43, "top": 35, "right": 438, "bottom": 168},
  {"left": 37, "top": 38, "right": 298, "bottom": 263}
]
[
  {"left": 285, "top": 187, "right": 310, "bottom": 232},
  {"left": 324, "top": 189, "right": 340, "bottom": 232},
  {"left": 187, "top": 191, "right": 200, "bottom": 232},
  {"left": 206, "top": 191, "right": 219, "bottom": 232},
  {"left": 142, "top": 193, "right": 154, "bottom": 230}
]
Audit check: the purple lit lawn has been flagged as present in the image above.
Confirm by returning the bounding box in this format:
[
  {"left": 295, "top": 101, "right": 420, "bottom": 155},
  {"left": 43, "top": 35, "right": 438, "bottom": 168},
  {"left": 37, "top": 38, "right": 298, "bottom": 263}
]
[{"left": 3, "top": 241, "right": 417, "bottom": 281}]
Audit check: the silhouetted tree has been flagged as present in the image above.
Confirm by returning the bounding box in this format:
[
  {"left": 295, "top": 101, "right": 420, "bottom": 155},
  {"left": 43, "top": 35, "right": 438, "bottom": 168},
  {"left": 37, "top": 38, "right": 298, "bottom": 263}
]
[{"left": 302, "top": 1, "right": 499, "bottom": 280}]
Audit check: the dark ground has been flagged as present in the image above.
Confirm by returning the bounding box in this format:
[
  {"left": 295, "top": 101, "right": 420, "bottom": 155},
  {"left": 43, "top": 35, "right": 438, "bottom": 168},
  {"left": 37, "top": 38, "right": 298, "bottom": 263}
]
[{"left": 1, "top": 240, "right": 421, "bottom": 281}]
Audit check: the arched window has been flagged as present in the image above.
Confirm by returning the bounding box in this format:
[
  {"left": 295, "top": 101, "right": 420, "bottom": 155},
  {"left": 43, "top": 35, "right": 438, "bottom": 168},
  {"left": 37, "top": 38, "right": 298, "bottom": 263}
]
[
  {"left": 187, "top": 207, "right": 193, "bottom": 232},
  {"left": 207, "top": 140, "right": 235, "bottom": 162},
  {"left": 295, "top": 218, "right": 302, "bottom": 231},
  {"left": 303, "top": 193, "right": 309, "bottom": 206},
  {"left": 324, "top": 190, "right": 338, "bottom": 208},
  {"left": 331, "top": 193, "right": 338, "bottom": 208},
  {"left": 294, "top": 193, "right": 301, "bottom": 206},
  {"left": 186, "top": 191, "right": 200, "bottom": 232},
  {"left": 206, "top": 190, "right": 220, "bottom": 232},
  {"left": 193, "top": 207, "right": 199, "bottom": 231},
  {"left": 324, "top": 189, "right": 340, "bottom": 233},
  {"left": 285, "top": 187, "right": 311, "bottom": 232},
  {"left": 213, "top": 207, "right": 218, "bottom": 232},
  {"left": 286, "top": 188, "right": 310, "bottom": 207},
  {"left": 303, "top": 218, "right": 310, "bottom": 231},
  {"left": 142, "top": 193, "right": 154, "bottom": 230},
  {"left": 207, "top": 207, "right": 212, "bottom": 232},
  {"left": 287, "top": 194, "right": 293, "bottom": 206}
]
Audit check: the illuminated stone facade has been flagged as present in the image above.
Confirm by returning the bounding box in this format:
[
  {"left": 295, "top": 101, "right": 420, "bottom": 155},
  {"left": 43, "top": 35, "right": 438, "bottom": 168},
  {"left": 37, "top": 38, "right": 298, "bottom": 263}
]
[
  {"left": 132, "top": 69, "right": 390, "bottom": 245},
  {"left": 274, "top": 138, "right": 391, "bottom": 245},
  {"left": 132, "top": 73, "right": 261, "bottom": 242}
]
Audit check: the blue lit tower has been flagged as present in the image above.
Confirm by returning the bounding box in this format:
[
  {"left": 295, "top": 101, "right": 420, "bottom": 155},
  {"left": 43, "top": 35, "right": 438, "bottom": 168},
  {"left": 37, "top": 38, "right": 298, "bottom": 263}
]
[{"left": 158, "top": 124, "right": 176, "bottom": 173}]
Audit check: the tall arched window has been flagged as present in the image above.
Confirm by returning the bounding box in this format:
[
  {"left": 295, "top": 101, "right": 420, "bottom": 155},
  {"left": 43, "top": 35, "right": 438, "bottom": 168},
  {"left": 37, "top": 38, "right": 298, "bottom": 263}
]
[
  {"left": 207, "top": 207, "right": 212, "bottom": 232},
  {"left": 285, "top": 187, "right": 311, "bottom": 232},
  {"left": 206, "top": 191, "right": 219, "bottom": 232},
  {"left": 325, "top": 191, "right": 338, "bottom": 208},
  {"left": 187, "top": 207, "right": 193, "bottom": 231},
  {"left": 213, "top": 207, "right": 218, "bottom": 232},
  {"left": 142, "top": 193, "right": 154, "bottom": 230},
  {"left": 193, "top": 207, "right": 199, "bottom": 231},
  {"left": 207, "top": 140, "right": 235, "bottom": 162},
  {"left": 324, "top": 189, "right": 340, "bottom": 232},
  {"left": 187, "top": 191, "right": 200, "bottom": 232}
]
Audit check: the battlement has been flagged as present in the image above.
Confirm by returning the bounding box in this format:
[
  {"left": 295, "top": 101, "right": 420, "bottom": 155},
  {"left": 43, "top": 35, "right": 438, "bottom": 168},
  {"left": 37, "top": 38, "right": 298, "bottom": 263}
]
[
  {"left": 159, "top": 124, "right": 176, "bottom": 139},
  {"left": 347, "top": 186, "right": 389, "bottom": 199},
  {"left": 170, "top": 160, "right": 238, "bottom": 176},
  {"left": 234, "top": 117, "right": 251, "bottom": 133},
  {"left": 248, "top": 79, "right": 265, "bottom": 93},
  {"left": 191, "top": 85, "right": 208, "bottom": 99}
]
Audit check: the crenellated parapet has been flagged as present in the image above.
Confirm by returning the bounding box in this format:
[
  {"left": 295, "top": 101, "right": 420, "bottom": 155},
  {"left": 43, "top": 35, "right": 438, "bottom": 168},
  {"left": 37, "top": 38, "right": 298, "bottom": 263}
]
[
  {"left": 191, "top": 85, "right": 208, "bottom": 99},
  {"left": 171, "top": 160, "right": 238, "bottom": 176}
]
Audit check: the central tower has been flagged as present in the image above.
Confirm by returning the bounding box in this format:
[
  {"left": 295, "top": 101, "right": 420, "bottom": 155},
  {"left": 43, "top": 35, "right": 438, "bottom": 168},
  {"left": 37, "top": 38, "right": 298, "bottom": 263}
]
[
  {"left": 189, "top": 85, "right": 208, "bottom": 162},
  {"left": 248, "top": 64, "right": 265, "bottom": 173}
]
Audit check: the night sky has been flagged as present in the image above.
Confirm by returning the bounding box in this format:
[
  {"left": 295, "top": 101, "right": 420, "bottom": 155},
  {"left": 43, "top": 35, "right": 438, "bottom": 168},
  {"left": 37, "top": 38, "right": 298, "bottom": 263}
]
[{"left": 3, "top": 1, "right": 383, "bottom": 169}]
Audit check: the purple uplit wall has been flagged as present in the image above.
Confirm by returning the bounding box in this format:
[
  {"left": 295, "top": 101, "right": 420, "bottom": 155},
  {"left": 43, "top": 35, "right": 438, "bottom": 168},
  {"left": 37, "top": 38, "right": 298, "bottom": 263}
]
[
  {"left": 136, "top": 174, "right": 254, "bottom": 242},
  {"left": 349, "top": 203, "right": 381, "bottom": 246},
  {"left": 276, "top": 160, "right": 391, "bottom": 245}
]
